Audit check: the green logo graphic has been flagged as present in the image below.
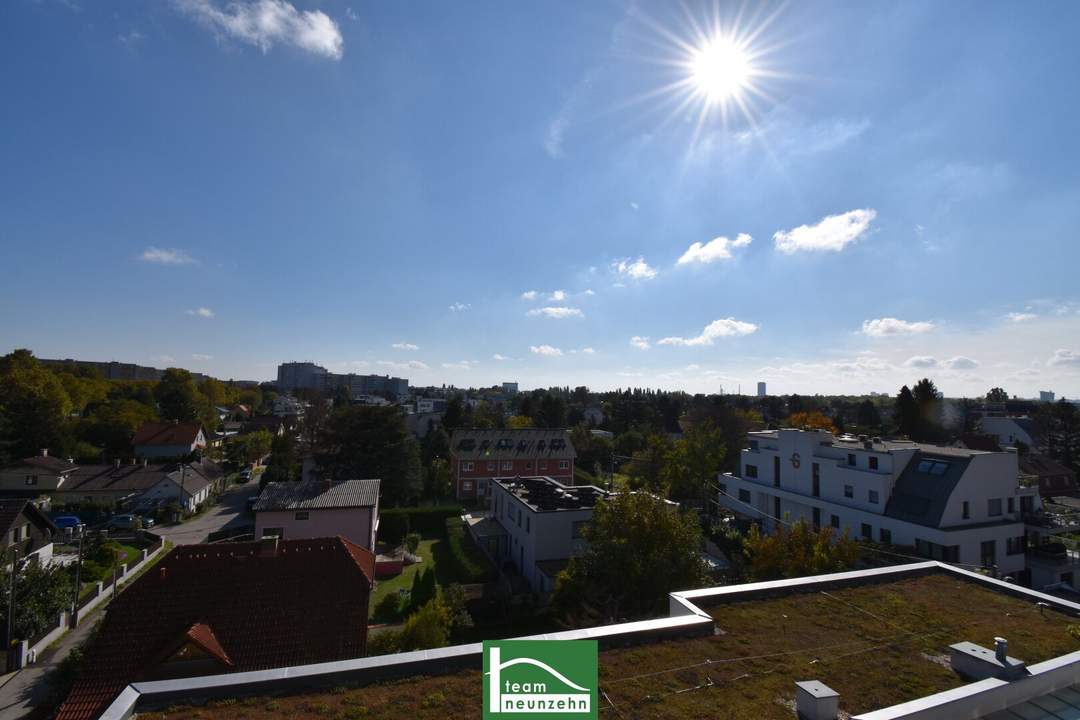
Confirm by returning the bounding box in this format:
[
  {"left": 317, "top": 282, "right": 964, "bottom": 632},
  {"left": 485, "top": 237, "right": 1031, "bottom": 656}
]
[{"left": 483, "top": 639, "right": 598, "bottom": 719}]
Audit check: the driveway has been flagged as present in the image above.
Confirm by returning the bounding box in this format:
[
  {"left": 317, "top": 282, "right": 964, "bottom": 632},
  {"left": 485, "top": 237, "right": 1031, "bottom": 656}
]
[{"left": 154, "top": 481, "right": 262, "bottom": 546}]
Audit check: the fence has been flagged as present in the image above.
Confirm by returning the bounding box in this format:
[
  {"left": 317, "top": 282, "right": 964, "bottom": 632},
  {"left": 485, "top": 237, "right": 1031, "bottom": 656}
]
[{"left": 10, "top": 530, "right": 167, "bottom": 670}]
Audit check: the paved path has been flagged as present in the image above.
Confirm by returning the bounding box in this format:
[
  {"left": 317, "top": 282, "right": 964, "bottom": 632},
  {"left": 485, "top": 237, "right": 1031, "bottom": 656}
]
[{"left": 154, "top": 481, "right": 261, "bottom": 546}]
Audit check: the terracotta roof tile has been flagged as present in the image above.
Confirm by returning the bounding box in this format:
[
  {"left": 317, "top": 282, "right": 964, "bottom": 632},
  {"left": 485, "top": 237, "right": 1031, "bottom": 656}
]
[{"left": 131, "top": 422, "right": 204, "bottom": 447}]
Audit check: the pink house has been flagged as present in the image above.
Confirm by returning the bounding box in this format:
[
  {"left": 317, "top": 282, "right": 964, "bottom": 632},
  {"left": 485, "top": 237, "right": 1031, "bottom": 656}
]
[{"left": 253, "top": 479, "right": 380, "bottom": 551}]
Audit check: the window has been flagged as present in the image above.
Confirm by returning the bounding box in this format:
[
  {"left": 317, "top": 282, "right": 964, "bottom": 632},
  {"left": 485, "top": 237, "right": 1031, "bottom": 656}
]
[
  {"left": 962, "top": 501, "right": 970, "bottom": 519},
  {"left": 517, "top": 509, "right": 521, "bottom": 527},
  {"left": 868, "top": 490, "right": 879, "bottom": 504},
  {"left": 24, "top": 475, "right": 37, "bottom": 486},
  {"left": 981, "top": 540, "right": 996, "bottom": 567},
  {"left": 738, "top": 489, "right": 751, "bottom": 503},
  {"left": 1006, "top": 537, "right": 1025, "bottom": 556},
  {"left": 1007, "top": 497, "right": 1015, "bottom": 513},
  {"left": 487, "top": 462, "right": 496, "bottom": 471},
  {"left": 749, "top": 439, "right": 759, "bottom": 451},
  {"left": 988, "top": 498, "right": 1003, "bottom": 517},
  {"left": 526, "top": 516, "right": 530, "bottom": 533},
  {"left": 869, "top": 457, "right": 878, "bottom": 470},
  {"left": 844, "top": 485, "right": 854, "bottom": 499},
  {"left": 502, "top": 461, "right": 513, "bottom": 471},
  {"left": 462, "top": 462, "right": 474, "bottom": 472},
  {"left": 774, "top": 456, "right": 781, "bottom": 487},
  {"left": 745, "top": 464, "right": 758, "bottom": 478},
  {"left": 559, "top": 461, "right": 569, "bottom": 470},
  {"left": 847, "top": 454, "right": 856, "bottom": 467},
  {"left": 861, "top": 523, "right": 872, "bottom": 540},
  {"left": 262, "top": 527, "right": 284, "bottom": 538},
  {"left": 812, "top": 463, "right": 820, "bottom": 497},
  {"left": 294, "top": 511, "right": 309, "bottom": 521},
  {"left": 916, "top": 459, "right": 950, "bottom": 475},
  {"left": 879, "top": 528, "right": 892, "bottom": 544},
  {"left": 539, "top": 461, "right": 547, "bottom": 470},
  {"left": 463, "top": 480, "right": 473, "bottom": 491},
  {"left": 812, "top": 508, "right": 821, "bottom": 529},
  {"left": 830, "top": 514, "right": 840, "bottom": 529},
  {"left": 572, "top": 521, "right": 588, "bottom": 539}
]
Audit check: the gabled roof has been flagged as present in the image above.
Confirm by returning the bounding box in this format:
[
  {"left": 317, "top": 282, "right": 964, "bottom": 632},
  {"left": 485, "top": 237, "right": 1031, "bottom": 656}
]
[
  {"left": 60, "top": 459, "right": 223, "bottom": 495},
  {"left": 450, "top": 428, "right": 576, "bottom": 460},
  {"left": 14, "top": 454, "right": 79, "bottom": 474},
  {"left": 131, "top": 422, "right": 204, "bottom": 447},
  {"left": 56, "top": 536, "right": 375, "bottom": 720},
  {"left": 0, "top": 498, "right": 58, "bottom": 538},
  {"left": 955, "top": 433, "right": 1002, "bottom": 452},
  {"left": 254, "top": 479, "right": 380, "bottom": 512},
  {"left": 884, "top": 451, "right": 972, "bottom": 527}
]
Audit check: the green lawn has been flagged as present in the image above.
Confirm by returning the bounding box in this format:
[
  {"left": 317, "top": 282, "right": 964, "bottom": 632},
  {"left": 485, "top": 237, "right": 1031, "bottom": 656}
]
[{"left": 369, "top": 537, "right": 440, "bottom": 619}]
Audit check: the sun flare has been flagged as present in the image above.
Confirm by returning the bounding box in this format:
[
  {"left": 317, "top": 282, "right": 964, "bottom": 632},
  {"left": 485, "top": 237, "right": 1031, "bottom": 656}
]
[{"left": 689, "top": 36, "right": 753, "bottom": 103}]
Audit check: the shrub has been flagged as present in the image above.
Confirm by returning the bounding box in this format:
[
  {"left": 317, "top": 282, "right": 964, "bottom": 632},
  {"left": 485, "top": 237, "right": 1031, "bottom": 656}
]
[
  {"left": 404, "top": 532, "right": 421, "bottom": 554},
  {"left": 443, "top": 518, "right": 496, "bottom": 583},
  {"left": 371, "top": 591, "right": 403, "bottom": 623},
  {"left": 377, "top": 506, "right": 463, "bottom": 544}
]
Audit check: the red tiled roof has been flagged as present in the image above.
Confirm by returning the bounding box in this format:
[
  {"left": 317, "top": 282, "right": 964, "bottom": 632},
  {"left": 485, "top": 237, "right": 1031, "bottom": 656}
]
[
  {"left": 17, "top": 454, "right": 79, "bottom": 474},
  {"left": 131, "top": 422, "right": 204, "bottom": 447},
  {"left": 56, "top": 537, "right": 375, "bottom": 720},
  {"left": 184, "top": 622, "right": 233, "bottom": 667}
]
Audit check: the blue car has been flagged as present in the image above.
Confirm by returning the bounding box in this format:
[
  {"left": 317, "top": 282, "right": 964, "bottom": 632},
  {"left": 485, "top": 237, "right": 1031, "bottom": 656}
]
[{"left": 52, "top": 515, "right": 83, "bottom": 530}]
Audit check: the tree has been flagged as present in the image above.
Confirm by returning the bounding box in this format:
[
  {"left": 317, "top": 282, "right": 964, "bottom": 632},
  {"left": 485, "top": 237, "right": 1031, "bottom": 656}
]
[
  {"left": 442, "top": 395, "right": 467, "bottom": 432},
  {"left": 894, "top": 385, "right": 918, "bottom": 438},
  {"left": 986, "top": 387, "right": 1009, "bottom": 403},
  {"left": 551, "top": 492, "right": 708, "bottom": 625},
  {"left": 786, "top": 411, "right": 837, "bottom": 433},
  {"left": 262, "top": 432, "right": 299, "bottom": 484},
  {"left": 0, "top": 350, "right": 72, "bottom": 461},
  {"left": 743, "top": 520, "right": 859, "bottom": 581},
  {"left": 911, "top": 378, "right": 944, "bottom": 441},
  {"left": 661, "top": 420, "right": 726, "bottom": 503},
  {"left": 420, "top": 427, "right": 450, "bottom": 465},
  {"left": 0, "top": 560, "right": 72, "bottom": 642},
  {"left": 538, "top": 394, "right": 567, "bottom": 428},
  {"left": 155, "top": 368, "right": 203, "bottom": 423},
  {"left": 856, "top": 399, "right": 882, "bottom": 432},
  {"left": 506, "top": 415, "right": 534, "bottom": 429},
  {"left": 623, "top": 434, "right": 673, "bottom": 494},
  {"left": 425, "top": 458, "right": 451, "bottom": 501},
  {"left": 232, "top": 429, "right": 273, "bottom": 466},
  {"left": 317, "top": 406, "right": 413, "bottom": 505},
  {"left": 300, "top": 394, "right": 331, "bottom": 453}
]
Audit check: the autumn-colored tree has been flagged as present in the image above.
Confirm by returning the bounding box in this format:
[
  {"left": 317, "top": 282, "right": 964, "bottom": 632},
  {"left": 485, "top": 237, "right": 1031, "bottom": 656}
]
[
  {"left": 506, "top": 415, "right": 534, "bottom": 429},
  {"left": 786, "top": 411, "right": 837, "bottom": 433},
  {"left": 744, "top": 520, "right": 859, "bottom": 581}
]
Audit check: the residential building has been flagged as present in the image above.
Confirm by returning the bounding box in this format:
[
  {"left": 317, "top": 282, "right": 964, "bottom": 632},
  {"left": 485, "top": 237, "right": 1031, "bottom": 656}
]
[
  {"left": 275, "top": 362, "right": 408, "bottom": 398},
  {"left": 254, "top": 479, "right": 380, "bottom": 550},
  {"left": 714, "top": 428, "right": 1035, "bottom": 578},
  {"left": 53, "top": 459, "right": 223, "bottom": 511},
  {"left": 757, "top": 381, "right": 767, "bottom": 397},
  {"left": 238, "top": 415, "right": 286, "bottom": 436},
  {"left": 416, "top": 397, "right": 448, "bottom": 413},
  {"left": 980, "top": 415, "right": 1041, "bottom": 450},
  {"left": 486, "top": 476, "right": 609, "bottom": 592},
  {"left": 0, "top": 498, "right": 59, "bottom": 564},
  {"left": 501, "top": 382, "right": 518, "bottom": 395},
  {"left": 275, "top": 361, "right": 330, "bottom": 392},
  {"left": 138, "top": 459, "right": 224, "bottom": 512},
  {"left": 132, "top": 422, "right": 207, "bottom": 459},
  {"left": 450, "top": 428, "right": 576, "bottom": 500},
  {"left": 0, "top": 451, "right": 78, "bottom": 494},
  {"left": 95, "top": 562, "right": 1080, "bottom": 720},
  {"left": 405, "top": 411, "right": 443, "bottom": 439},
  {"left": 56, "top": 536, "right": 375, "bottom": 720},
  {"left": 272, "top": 394, "right": 304, "bottom": 418},
  {"left": 1041, "top": 390, "right": 1056, "bottom": 403}
]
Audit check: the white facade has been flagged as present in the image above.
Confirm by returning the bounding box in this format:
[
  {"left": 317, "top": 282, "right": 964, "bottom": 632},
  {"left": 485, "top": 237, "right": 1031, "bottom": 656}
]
[
  {"left": 980, "top": 416, "right": 1037, "bottom": 449},
  {"left": 142, "top": 474, "right": 213, "bottom": 513},
  {"left": 489, "top": 477, "right": 607, "bottom": 593},
  {"left": 715, "top": 429, "right": 1034, "bottom": 576}
]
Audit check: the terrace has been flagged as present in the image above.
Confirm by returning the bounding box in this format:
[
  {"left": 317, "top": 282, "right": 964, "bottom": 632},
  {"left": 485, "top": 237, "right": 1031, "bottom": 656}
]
[
  {"left": 142, "top": 568, "right": 1080, "bottom": 720},
  {"left": 495, "top": 476, "right": 609, "bottom": 513}
]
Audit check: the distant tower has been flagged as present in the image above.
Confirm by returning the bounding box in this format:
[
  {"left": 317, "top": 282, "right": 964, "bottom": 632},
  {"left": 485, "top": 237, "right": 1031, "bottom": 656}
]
[
  {"left": 1040, "top": 390, "right": 1055, "bottom": 403},
  {"left": 757, "top": 381, "right": 767, "bottom": 398}
]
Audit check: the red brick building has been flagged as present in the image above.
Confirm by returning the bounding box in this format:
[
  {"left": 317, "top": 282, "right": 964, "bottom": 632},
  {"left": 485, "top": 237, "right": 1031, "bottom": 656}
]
[
  {"left": 57, "top": 536, "right": 375, "bottom": 720},
  {"left": 451, "top": 428, "right": 576, "bottom": 500}
]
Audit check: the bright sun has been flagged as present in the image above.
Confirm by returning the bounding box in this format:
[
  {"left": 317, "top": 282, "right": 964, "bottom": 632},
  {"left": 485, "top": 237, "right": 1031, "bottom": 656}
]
[{"left": 689, "top": 36, "right": 753, "bottom": 103}]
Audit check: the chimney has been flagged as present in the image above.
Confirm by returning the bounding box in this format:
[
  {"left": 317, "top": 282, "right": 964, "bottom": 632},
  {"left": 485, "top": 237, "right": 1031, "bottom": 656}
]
[
  {"left": 795, "top": 681, "right": 839, "bottom": 720},
  {"left": 259, "top": 536, "right": 280, "bottom": 557},
  {"left": 995, "top": 637, "right": 1008, "bottom": 664},
  {"left": 159, "top": 567, "right": 168, "bottom": 580},
  {"left": 950, "top": 639, "right": 1027, "bottom": 681}
]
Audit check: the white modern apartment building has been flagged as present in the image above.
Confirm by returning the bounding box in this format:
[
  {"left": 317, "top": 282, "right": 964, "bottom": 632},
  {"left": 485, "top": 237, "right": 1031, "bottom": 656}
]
[
  {"left": 715, "top": 429, "right": 1039, "bottom": 578},
  {"left": 487, "top": 476, "right": 610, "bottom": 593}
]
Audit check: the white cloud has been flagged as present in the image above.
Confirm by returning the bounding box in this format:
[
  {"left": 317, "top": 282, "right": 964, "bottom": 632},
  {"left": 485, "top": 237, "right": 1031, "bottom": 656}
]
[
  {"left": 944, "top": 356, "right": 979, "bottom": 370},
  {"left": 191, "top": 353, "right": 213, "bottom": 361},
  {"left": 344, "top": 7, "right": 359, "bottom": 21},
  {"left": 186, "top": 307, "right": 215, "bottom": 318},
  {"left": 526, "top": 306, "right": 584, "bottom": 319},
  {"left": 530, "top": 345, "right": 563, "bottom": 357},
  {"left": 629, "top": 336, "right": 650, "bottom": 350},
  {"left": 545, "top": 113, "right": 569, "bottom": 159},
  {"left": 861, "top": 317, "right": 935, "bottom": 336},
  {"left": 1049, "top": 349, "right": 1080, "bottom": 368},
  {"left": 152, "top": 355, "right": 176, "bottom": 364},
  {"left": 584, "top": 289, "right": 595, "bottom": 296},
  {"left": 549, "top": 290, "right": 567, "bottom": 302},
  {"left": 581, "top": 347, "right": 595, "bottom": 354},
  {"left": 378, "top": 359, "right": 430, "bottom": 371},
  {"left": 904, "top": 356, "right": 938, "bottom": 369},
  {"left": 141, "top": 247, "right": 195, "bottom": 265},
  {"left": 657, "top": 318, "right": 759, "bottom": 347},
  {"left": 630, "top": 202, "right": 639, "bottom": 211},
  {"left": 391, "top": 342, "right": 419, "bottom": 351},
  {"left": 492, "top": 353, "right": 510, "bottom": 361},
  {"left": 520, "top": 290, "right": 539, "bottom": 300},
  {"left": 118, "top": 30, "right": 145, "bottom": 47},
  {"left": 176, "top": 0, "right": 344, "bottom": 60},
  {"left": 441, "top": 361, "right": 474, "bottom": 370},
  {"left": 612, "top": 257, "right": 658, "bottom": 280},
  {"left": 677, "top": 233, "right": 752, "bottom": 265},
  {"left": 449, "top": 302, "right": 470, "bottom": 312},
  {"left": 1005, "top": 312, "right": 1037, "bottom": 323},
  {"left": 773, "top": 208, "right": 876, "bottom": 254}
]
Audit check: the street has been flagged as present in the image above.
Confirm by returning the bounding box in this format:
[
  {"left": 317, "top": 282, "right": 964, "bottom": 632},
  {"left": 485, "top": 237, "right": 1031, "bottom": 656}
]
[{"left": 153, "top": 480, "right": 262, "bottom": 546}]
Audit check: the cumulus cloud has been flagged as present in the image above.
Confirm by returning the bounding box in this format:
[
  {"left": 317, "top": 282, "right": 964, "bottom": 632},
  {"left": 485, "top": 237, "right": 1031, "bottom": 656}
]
[
  {"left": 549, "top": 290, "right": 567, "bottom": 302},
  {"left": 176, "top": 0, "right": 344, "bottom": 60},
  {"left": 530, "top": 345, "right": 563, "bottom": 357},
  {"left": 657, "top": 318, "right": 759, "bottom": 347},
  {"left": 904, "top": 356, "right": 938, "bottom": 369},
  {"left": 773, "top": 208, "right": 876, "bottom": 254},
  {"left": 186, "top": 307, "right": 215, "bottom": 318},
  {"left": 152, "top": 355, "right": 176, "bottom": 364},
  {"left": 526, "top": 306, "right": 584, "bottom": 319},
  {"left": 581, "top": 347, "right": 595, "bottom": 354},
  {"left": 1049, "top": 349, "right": 1080, "bottom": 368},
  {"left": 191, "top": 353, "right": 213, "bottom": 361},
  {"left": 448, "top": 302, "right": 470, "bottom": 312},
  {"left": 441, "top": 361, "right": 474, "bottom": 370},
  {"left": 378, "top": 359, "right": 430, "bottom": 371},
  {"left": 141, "top": 247, "right": 195, "bottom": 265},
  {"left": 1005, "top": 312, "right": 1037, "bottom": 323},
  {"left": 520, "top": 290, "right": 539, "bottom": 300},
  {"left": 391, "top": 342, "right": 419, "bottom": 351},
  {"left": 584, "top": 289, "right": 595, "bottom": 296},
  {"left": 612, "top": 257, "right": 658, "bottom": 280},
  {"left": 677, "top": 233, "right": 752, "bottom": 265},
  {"left": 492, "top": 353, "right": 510, "bottom": 361},
  {"left": 944, "top": 356, "right": 979, "bottom": 370},
  {"left": 629, "top": 336, "right": 650, "bottom": 350},
  {"left": 861, "top": 317, "right": 935, "bottom": 336}
]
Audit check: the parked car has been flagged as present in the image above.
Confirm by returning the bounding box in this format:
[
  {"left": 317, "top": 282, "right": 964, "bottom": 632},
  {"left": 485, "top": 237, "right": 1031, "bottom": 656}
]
[
  {"left": 52, "top": 515, "right": 83, "bottom": 530},
  {"left": 138, "top": 515, "right": 156, "bottom": 529},
  {"left": 237, "top": 469, "right": 252, "bottom": 483},
  {"left": 102, "top": 514, "right": 141, "bottom": 532},
  {"left": 246, "top": 496, "right": 259, "bottom": 513}
]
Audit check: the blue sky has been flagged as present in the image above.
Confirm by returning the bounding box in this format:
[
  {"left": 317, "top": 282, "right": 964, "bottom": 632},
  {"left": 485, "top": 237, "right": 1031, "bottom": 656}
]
[{"left": 2, "top": 0, "right": 1079, "bottom": 397}]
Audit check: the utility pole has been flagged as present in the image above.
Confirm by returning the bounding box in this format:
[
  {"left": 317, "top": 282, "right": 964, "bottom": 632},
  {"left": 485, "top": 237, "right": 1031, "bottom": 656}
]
[
  {"left": 71, "top": 525, "right": 84, "bottom": 628},
  {"left": 178, "top": 462, "right": 187, "bottom": 517},
  {"left": 6, "top": 547, "right": 17, "bottom": 671},
  {"left": 112, "top": 547, "right": 121, "bottom": 599},
  {"left": 609, "top": 451, "right": 615, "bottom": 492}
]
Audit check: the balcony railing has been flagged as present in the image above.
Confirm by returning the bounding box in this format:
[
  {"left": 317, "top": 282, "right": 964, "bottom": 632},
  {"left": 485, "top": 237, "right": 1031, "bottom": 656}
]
[{"left": 1024, "top": 511, "right": 1080, "bottom": 531}]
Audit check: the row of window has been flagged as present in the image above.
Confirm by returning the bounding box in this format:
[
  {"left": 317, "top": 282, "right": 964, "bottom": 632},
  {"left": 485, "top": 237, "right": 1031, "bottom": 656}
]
[
  {"left": 846, "top": 454, "right": 879, "bottom": 470},
  {"left": 461, "top": 460, "right": 569, "bottom": 472},
  {"left": 960, "top": 498, "right": 1015, "bottom": 519}
]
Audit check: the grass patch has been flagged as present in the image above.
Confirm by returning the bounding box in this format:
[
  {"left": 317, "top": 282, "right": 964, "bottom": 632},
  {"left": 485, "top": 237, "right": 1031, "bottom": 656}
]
[{"left": 369, "top": 538, "right": 439, "bottom": 619}]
